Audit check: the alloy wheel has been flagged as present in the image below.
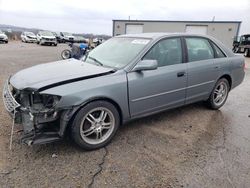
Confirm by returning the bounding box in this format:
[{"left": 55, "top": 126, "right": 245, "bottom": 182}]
[
  {"left": 79, "top": 107, "right": 115, "bottom": 145},
  {"left": 213, "top": 81, "right": 228, "bottom": 106}
]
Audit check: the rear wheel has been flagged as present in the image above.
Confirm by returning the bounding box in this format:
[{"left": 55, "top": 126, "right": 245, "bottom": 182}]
[
  {"left": 71, "top": 101, "right": 120, "bottom": 150},
  {"left": 206, "top": 78, "right": 229, "bottom": 110}
]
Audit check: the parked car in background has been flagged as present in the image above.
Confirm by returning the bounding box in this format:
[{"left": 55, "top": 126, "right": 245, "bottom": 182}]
[
  {"left": 92, "top": 38, "right": 104, "bottom": 47},
  {"left": 21, "top": 32, "right": 37, "bottom": 43},
  {"left": 0, "top": 30, "right": 8, "bottom": 43},
  {"left": 60, "top": 32, "right": 75, "bottom": 43},
  {"left": 37, "top": 31, "right": 57, "bottom": 46},
  {"left": 3, "top": 33, "right": 245, "bottom": 150},
  {"left": 52, "top": 32, "right": 64, "bottom": 43},
  {"left": 73, "top": 35, "right": 87, "bottom": 43},
  {"left": 233, "top": 34, "right": 250, "bottom": 57}
]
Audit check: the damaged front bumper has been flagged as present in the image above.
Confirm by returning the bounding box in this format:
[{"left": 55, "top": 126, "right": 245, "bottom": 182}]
[{"left": 2, "top": 80, "right": 71, "bottom": 145}]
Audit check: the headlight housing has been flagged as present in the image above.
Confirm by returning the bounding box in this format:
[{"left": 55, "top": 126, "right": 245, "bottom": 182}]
[{"left": 31, "top": 93, "right": 61, "bottom": 111}]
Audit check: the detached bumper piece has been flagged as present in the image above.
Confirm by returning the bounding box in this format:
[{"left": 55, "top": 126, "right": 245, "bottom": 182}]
[
  {"left": 21, "top": 131, "right": 61, "bottom": 145},
  {"left": 3, "top": 80, "right": 62, "bottom": 146},
  {"left": 19, "top": 110, "right": 63, "bottom": 145}
]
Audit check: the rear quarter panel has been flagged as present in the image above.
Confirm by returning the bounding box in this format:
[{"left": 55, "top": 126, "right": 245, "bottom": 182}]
[{"left": 229, "top": 55, "right": 245, "bottom": 89}]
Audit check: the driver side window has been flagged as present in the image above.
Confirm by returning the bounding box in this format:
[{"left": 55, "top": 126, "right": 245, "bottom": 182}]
[{"left": 143, "top": 38, "right": 182, "bottom": 67}]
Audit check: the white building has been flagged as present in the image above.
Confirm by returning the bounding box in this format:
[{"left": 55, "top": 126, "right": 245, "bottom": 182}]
[{"left": 112, "top": 20, "right": 241, "bottom": 48}]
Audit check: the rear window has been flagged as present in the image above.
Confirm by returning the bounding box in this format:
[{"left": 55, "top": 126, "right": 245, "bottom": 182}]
[{"left": 186, "top": 38, "right": 214, "bottom": 62}]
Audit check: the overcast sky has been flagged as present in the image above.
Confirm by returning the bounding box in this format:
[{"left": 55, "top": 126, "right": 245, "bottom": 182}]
[{"left": 0, "top": 0, "right": 249, "bottom": 35}]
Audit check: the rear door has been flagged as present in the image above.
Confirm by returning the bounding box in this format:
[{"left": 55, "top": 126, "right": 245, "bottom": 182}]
[
  {"left": 184, "top": 37, "right": 221, "bottom": 104},
  {"left": 127, "top": 37, "right": 187, "bottom": 117}
]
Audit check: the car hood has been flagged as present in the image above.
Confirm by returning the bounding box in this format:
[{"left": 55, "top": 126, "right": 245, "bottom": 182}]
[
  {"left": 0, "top": 33, "right": 7, "bottom": 37},
  {"left": 65, "top": 35, "right": 75, "bottom": 38},
  {"left": 27, "top": 35, "right": 36, "bottom": 38},
  {"left": 40, "top": 35, "right": 56, "bottom": 39},
  {"left": 10, "top": 59, "right": 115, "bottom": 91}
]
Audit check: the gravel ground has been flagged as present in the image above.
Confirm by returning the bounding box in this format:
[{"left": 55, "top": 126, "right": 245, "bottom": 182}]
[{"left": 0, "top": 42, "right": 250, "bottom": 188}]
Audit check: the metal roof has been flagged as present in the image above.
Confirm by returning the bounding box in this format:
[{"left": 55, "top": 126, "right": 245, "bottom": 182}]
[
  {"left": 113, "top": 19, "right": 242, "bottom": 24},
  {"left": 115, "top": 32, "right": 216, "bottom": 39}
]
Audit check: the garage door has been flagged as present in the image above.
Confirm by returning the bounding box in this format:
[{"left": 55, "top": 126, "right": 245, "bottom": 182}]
[
  {"left": 126, "top": 24, "right": 143, "bottom": 34},
  {"left": 185, "top": 25, "right": 208, "bottom": 35}
]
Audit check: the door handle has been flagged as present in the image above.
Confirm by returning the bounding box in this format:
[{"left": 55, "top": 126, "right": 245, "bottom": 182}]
[
  {"left": 214, "top": 66, "right": 221, "bottom": 69},
  {"left": 177, "top": 72, "right": 186, "bottom": 77}
]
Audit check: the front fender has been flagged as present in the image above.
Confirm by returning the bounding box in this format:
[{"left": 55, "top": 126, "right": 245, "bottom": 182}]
[{"left": 40, "top": 71, "right": 130, "bottom": 122}]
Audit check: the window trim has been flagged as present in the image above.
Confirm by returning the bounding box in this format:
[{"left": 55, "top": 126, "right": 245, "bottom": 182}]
[{"left": 141, "top": 37, "right": 185, "bottom": 67}]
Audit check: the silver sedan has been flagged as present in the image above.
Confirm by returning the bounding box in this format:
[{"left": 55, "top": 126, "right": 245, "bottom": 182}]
[{"left": 3, "top": 33, "right": 245, "bottom": 150}]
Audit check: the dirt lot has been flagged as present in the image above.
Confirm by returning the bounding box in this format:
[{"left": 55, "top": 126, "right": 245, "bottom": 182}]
[{"left": 0, "top": 42, "right": 250, "bottom": 188}]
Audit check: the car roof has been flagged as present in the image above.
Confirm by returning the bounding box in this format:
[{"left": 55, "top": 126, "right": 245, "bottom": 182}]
[{"left": 116, "top": 32, "right": 212, "bottom": 40}]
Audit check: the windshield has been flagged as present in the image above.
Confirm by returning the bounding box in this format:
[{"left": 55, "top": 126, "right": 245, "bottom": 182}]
[
  {"left": 25, "top": 32, "right": 35, "bottom": 36},
  {"left": 62, "top": 32, "right": 72, "bottom": 36},
  {"left": 85, "top": 37, "right": 151, "bottom": 69},
  {"left": 40, "top": 31, "right": 54, "bottom": 36}
]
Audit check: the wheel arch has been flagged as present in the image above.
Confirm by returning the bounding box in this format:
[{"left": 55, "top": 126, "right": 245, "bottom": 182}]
[
  {"left": 218, "top": 74, "right": 232, "bottom": 90},
  {"left": 61, "top": 97, "right": 123, "bottom": 136}
]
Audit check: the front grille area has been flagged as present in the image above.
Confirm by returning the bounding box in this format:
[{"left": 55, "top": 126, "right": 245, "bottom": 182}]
[
  {"left": 44, "top": 38, "right": 54, "bottom": 41},
  {"left": 2, "top": 80, "right": 20, "bottom": 113}
]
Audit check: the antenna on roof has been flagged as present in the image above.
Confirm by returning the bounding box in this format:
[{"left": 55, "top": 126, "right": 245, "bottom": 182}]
[{"left": 212, "top": 16, "right": 215, "bottom": 21}]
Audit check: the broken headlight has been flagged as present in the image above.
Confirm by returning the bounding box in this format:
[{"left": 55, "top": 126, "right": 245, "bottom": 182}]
[{"left": 31, "top": 93, "right": 61, "bottom": 110}]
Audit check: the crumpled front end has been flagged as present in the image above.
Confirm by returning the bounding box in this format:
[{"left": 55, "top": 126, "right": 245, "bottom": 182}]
[{"left": 2, "top": 79, "right": 67, "bottom": 145}]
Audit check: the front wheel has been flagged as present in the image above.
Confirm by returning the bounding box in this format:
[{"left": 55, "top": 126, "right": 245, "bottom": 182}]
[
  {"left": 206, "top": 78, "right": 229, "bottom": 110},
  {"left": 71, "top": 101, "right": 120, "bottom": 150},
  {"left": 61, "top": 49, "right": 71, "bottom": 59}
]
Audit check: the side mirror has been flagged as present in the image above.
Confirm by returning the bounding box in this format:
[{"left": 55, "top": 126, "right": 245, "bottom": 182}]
[{"left": 133, "top": 60, "right": 158, "bottom": 72}]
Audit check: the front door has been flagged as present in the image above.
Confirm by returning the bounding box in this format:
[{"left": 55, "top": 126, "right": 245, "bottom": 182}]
[{"left": 127, "top": 37, "right": 187, "bottom": 117}]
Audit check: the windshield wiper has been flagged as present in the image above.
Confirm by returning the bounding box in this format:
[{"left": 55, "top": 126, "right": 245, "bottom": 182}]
[{"left": 88, "top": 56, "right": 103, "bottom": 66}]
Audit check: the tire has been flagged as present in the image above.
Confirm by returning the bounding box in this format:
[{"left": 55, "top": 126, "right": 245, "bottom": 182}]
[
  {"left": 61, "top": 49, "right": 71, "bottom": 59},
  {"left": 5, "top": 41, "right": 8, "bottom": 44},
  {"left": 71, "top": 101, "right": 120, "bottom": 150},
  {"left": 244, "top": 49, "right": 250, "bottom": 57},
  {"left": 206, "top": 78, "right": 230, "bottom": 110},
  {"left": 233, "top": 47, "right": 238, "bottom": 53},
  {"left": 54, "top": 43, "right": 57, "bottom": 46}
]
